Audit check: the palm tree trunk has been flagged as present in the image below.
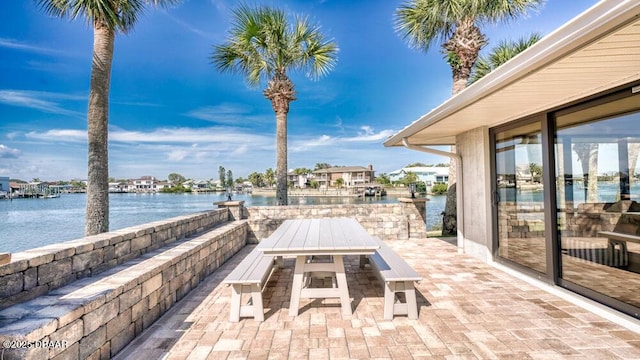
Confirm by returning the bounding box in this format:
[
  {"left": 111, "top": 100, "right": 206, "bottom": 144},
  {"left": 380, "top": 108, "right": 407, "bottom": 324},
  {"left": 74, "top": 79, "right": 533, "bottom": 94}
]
[
  {"left": 85, "top": 23, "right": 113, "bottom": 236},
  {"left": 265, "top": 73, "right": 295, "bottom": 206},
  {"left": 629, "top": 143, "right": 640, "bottom": 190},
  {"left": 275, "top": 111, "right": 288, "bottom": 205},
  {"left": 586, "top": 144, "right": 598, "bottom": 202},
  {"left": 441, "top": 18, "right": 486, "bottom": 236}
]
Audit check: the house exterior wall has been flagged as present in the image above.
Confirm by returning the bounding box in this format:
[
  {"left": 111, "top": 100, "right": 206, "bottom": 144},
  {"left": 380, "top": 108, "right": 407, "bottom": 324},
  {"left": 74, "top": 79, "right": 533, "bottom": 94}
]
[{"left": 457, "top": 126, "right": 493, "bottom": 262}]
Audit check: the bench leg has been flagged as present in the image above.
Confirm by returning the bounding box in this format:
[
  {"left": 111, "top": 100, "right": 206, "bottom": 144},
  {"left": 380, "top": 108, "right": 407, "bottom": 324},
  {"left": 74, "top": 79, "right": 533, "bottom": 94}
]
[
  {"left": 383, "top": 281, "right": 419, "bottom": 320},
  {"left": 289, "top": 256, "right": 306, "bottom": 316},
  {"left": 230, "top": 283, "right": 266, "bottom": 322},
  {"left": 334, "top": 255, "right": 352, "bottom": 316},
  {"left": 404, "top": 281, "right": 418, "bottom": 320},
  {"left": 230, "top": 284, "right": 242, "bottom": 322},
  {"left": 250, "top": 284, "right": 265, "bottom": 322},
  {"left": 383, "top": 281, "right": 396, "bottom": 320}
]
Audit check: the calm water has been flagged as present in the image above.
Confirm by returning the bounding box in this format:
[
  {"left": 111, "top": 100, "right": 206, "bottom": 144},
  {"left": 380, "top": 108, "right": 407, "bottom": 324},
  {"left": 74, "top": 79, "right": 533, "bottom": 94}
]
[
  {"left": 0, "top": 193, "right": 446, "bottom": 253},
  {"left": 501, "top": 182, "right": 639, "bottom": 203}
]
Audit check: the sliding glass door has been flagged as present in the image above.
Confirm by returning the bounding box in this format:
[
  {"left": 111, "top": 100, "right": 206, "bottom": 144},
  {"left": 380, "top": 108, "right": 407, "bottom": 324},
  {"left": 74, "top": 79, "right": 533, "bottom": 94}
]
[
  {"left": 493, "top": 119, "right": 547, "bottom": 275},
  {"left": 491, "top": 86, "right": 640, "bottom": 318},
  {"left": 554, "top": 91, "right": 640, "bottom": 311}
]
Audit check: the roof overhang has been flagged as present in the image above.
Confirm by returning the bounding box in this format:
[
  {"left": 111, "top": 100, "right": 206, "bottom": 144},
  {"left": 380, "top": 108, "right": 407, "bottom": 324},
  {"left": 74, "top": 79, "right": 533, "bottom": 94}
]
[{"left": 384, "top": 0, "right": 640, "bottom": 147}]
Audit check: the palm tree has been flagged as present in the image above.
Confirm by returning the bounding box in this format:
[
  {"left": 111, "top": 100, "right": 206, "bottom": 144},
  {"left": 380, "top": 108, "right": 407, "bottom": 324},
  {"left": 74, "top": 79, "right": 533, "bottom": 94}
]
[
  {"left": 264, "top": 168, "right": 276, "bottom": 188},
  {"left": 470, "top": 33, "right": 542, "bottom": 84},
  {"left": 394, "top": 0, "right": 543, "bottom": 235},
  {"left": 212, "top": 4, "right": 338, "bottom": 206},
  {"left": 36, "top": 0, "right": 179, "bottom": 236}
]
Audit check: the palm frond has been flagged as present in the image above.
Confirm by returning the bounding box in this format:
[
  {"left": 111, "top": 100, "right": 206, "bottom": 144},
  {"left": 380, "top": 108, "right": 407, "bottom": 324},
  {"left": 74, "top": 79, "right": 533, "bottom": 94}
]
[
  {"left": 469, "top": 33, "right": 542, "bottom": 84},
  {"left": 211, "top": 4, "right": 338, "bottom": 88},
  {"left": 394, "top": 0, "right": 543, "bottom": 53},
  {"left": 35, "top": 0, "right": 179, "bottom": 33}
]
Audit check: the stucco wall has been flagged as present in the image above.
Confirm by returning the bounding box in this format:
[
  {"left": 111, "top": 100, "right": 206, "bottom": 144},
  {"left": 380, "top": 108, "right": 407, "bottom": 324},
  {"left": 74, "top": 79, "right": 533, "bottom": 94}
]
[{"left": 457, "top": 126, "right": 493, "bottom": 261}]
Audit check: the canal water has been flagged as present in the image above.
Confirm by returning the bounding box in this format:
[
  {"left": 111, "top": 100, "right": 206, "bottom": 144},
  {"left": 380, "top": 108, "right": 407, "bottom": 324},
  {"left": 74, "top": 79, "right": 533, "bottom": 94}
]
[{"left": 0, "top": 193, "right": 446, "bottom": 253}]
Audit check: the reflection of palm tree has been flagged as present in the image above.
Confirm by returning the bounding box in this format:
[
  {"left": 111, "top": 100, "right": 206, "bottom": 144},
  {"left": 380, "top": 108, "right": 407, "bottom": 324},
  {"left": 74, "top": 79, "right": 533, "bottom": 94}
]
[
  {"left": 574, "top": 143, "right": 599, "bottom": 202},
  {"left": 394, "top": 0, "right": 543, "bottom": 235},
  {"left": 212, "top": 4, "right": 338, "bottom": 206},
  {"left": 630, "top": 143, "right": 640, "bottom": 190},
  {"left": 37, "top": 0, "right": 179, "bottom": 235}
]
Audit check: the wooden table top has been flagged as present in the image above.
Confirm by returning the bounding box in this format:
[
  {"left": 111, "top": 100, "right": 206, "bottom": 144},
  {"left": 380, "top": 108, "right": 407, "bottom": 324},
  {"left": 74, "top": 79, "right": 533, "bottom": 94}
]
[{"left": 256, "top": 217, "right": 379, "bottom": 256}]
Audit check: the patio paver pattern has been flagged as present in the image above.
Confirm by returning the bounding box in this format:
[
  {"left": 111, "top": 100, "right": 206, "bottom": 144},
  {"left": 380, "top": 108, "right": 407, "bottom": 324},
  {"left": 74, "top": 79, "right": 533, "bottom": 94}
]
[{"left": 115, "top": 237, "right": 640, "bottom": 359}]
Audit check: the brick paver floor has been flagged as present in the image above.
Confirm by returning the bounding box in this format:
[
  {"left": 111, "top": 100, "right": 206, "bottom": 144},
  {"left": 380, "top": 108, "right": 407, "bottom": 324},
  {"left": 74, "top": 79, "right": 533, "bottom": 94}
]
[{"left": 114, "top": 237, "right": 640, "bottom": 359}]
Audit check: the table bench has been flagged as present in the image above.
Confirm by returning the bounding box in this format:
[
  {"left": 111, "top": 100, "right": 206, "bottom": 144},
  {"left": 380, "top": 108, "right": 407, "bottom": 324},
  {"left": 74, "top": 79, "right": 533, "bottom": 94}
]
[
  {"left": 256, "top": 217, "right": 380, "bottom": 317},
  {"left": 364, "top": 237, "right": 422, "bottom": 320},
  {"left": 223, "top": 248, "right": 276, "bottom": 322},
  {"left": 598, "top": 231, "right": 640, "bottom": 268}
]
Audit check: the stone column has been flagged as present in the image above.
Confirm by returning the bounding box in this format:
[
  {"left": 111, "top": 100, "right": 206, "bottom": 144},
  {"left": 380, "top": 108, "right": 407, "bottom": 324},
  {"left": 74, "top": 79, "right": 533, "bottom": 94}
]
[
  {"left": 214, "top": 200, "right": 245, "bottom": 221},
  {"left": 398, "top": 197, "right": 429, "bottom": 238}
]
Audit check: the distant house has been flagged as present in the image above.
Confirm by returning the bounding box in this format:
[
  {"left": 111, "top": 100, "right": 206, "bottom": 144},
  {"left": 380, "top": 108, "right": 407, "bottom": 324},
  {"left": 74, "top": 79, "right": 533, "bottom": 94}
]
[
  {"left": 313, "top": 165, "right": 375, "bottom": 188},
  {"left": 192, "top": 180, "right": 211, "bottom": 190},
  {"left": 109, "top": 182, "right": 128, "bottom": 193},
  {"left": 155, "top": 181, "right": 171, "bottom": 191},
  {"left": 287, "top": 171, "right": 314, "bottom": 188},
  {"left": 388, "top": 166, "right": 449, "bottom": 186},
  {"left": 130, "top": 176, "right": 162, "bottom": 192}
]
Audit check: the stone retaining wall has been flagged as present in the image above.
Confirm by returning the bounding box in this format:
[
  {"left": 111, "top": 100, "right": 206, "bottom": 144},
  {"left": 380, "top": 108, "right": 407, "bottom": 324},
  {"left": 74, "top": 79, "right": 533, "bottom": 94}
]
[
  {"left": 0, "top": 210, "right": 228, "bottom": 311},
  {"left": 244, "top": 202, "right": 427, "bottom": 243},
  {"left": 0, "top": 220, "right": 247, "bottom": 360}
]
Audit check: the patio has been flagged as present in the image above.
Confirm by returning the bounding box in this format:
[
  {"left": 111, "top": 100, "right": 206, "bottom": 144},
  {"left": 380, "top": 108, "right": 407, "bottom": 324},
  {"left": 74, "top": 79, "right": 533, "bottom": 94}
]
[{"left": 115, "top": 237, "right": 640, "bottom": 359}]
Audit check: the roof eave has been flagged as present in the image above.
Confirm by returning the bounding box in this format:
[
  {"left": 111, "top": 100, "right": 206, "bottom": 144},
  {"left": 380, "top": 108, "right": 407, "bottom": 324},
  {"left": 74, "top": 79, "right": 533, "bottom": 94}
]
[{"left": 383, "top": 0, "right": 640, "bottom": 147}]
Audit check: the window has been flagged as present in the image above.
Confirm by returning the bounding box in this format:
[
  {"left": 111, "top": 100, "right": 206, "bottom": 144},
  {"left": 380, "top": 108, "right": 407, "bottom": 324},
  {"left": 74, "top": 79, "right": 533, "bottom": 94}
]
[{"left": 555, "top": 90, "right": 640, "bottom": 309}]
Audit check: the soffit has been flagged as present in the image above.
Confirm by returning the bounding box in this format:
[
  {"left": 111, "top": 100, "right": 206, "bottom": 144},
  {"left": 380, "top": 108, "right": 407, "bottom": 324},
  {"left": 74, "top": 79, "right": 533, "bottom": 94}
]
[{"left": 385, "top": 3, "right": 640, "bottom": 147}]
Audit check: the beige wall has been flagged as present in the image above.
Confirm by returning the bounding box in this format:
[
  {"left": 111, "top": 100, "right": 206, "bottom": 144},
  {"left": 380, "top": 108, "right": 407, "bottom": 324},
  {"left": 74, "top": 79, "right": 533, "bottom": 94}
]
[{"left": 457, "top": 126, "right": 494, "bottom": 262}]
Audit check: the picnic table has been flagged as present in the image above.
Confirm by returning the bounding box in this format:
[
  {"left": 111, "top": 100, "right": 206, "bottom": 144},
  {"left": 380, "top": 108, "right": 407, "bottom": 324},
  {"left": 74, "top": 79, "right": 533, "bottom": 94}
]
[{"left": 256, "top": 217, "right": 380, "bottom": 316}]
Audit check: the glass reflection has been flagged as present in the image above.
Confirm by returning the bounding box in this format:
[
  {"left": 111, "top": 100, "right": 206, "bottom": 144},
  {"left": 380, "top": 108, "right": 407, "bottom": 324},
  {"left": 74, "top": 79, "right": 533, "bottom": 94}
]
[
  {"left": 555, "top": 94, "right": 640, "bottom": 308},
  {"left": 495, "top": 121, "right": 547, "bottom": 274}
]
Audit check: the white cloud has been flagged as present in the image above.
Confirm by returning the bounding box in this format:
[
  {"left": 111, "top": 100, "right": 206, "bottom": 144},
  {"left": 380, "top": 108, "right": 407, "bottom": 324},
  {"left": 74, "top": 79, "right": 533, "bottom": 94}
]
[
  {"left": 184, "top": 103, "right": 269, "bottom": 125},
  {"left": 0, "top": 144, "right": 21, "bottom": 159},
  {"left": 291, "top": 127, "right": 395, "bottom": 151},
  {"left": 290, "top": 135, "right": 335, "bottom": 152},
  {"left": 0, "top": 90, "right": 83, "bottom": 116},
  {"left": 162, "top": 13, "right": 219, "bottom": 40},
  {"left": 344, "top": 127, "right": 395, "bottom": 142},
  {"left": 167, "top": 149, "right": 190, "bottom": 161},
  {"left": 0, "top": 38, "right": 61, "bottom": 55},
  {"left": 26, "top": 129, "right": 86, "bottom": 142},
  {"left": 24, "top": 126, "right": 273, "bottom": 146},
  {"left": 185, "top": 104, "right": 249, "bottom": 122}
]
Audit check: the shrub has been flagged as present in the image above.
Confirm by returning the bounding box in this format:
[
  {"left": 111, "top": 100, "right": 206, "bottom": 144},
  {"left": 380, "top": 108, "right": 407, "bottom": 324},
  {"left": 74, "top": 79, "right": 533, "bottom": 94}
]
[{"left": 431, "top": 183, "right": 448, "bottom": 195}]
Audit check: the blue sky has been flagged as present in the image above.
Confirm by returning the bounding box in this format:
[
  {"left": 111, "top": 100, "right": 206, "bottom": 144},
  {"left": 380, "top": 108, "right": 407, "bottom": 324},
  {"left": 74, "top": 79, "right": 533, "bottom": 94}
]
[{"left": 0, "top": 0, "right": 599, "bottom": 181}]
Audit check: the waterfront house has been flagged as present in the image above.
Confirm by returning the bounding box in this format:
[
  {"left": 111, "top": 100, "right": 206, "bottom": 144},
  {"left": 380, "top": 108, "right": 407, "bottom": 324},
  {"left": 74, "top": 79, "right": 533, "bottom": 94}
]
[
  {"left": 109, "top": 181, "right": 128, "bottom": 193},
  {"left": 313, "top": 165, "right": 375, "bottom": 188},
  {"left": 287, "top": 171, "right": 314, "bottom": 188},
  {"left": 129, "top": 176, "right": 164, "bottom": 192},
  {"left": 384, "top": 0, "right": 640, "bottom": 321},
  {"left": 388, "top": 166, "right": 449, "bottom": 186}
]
